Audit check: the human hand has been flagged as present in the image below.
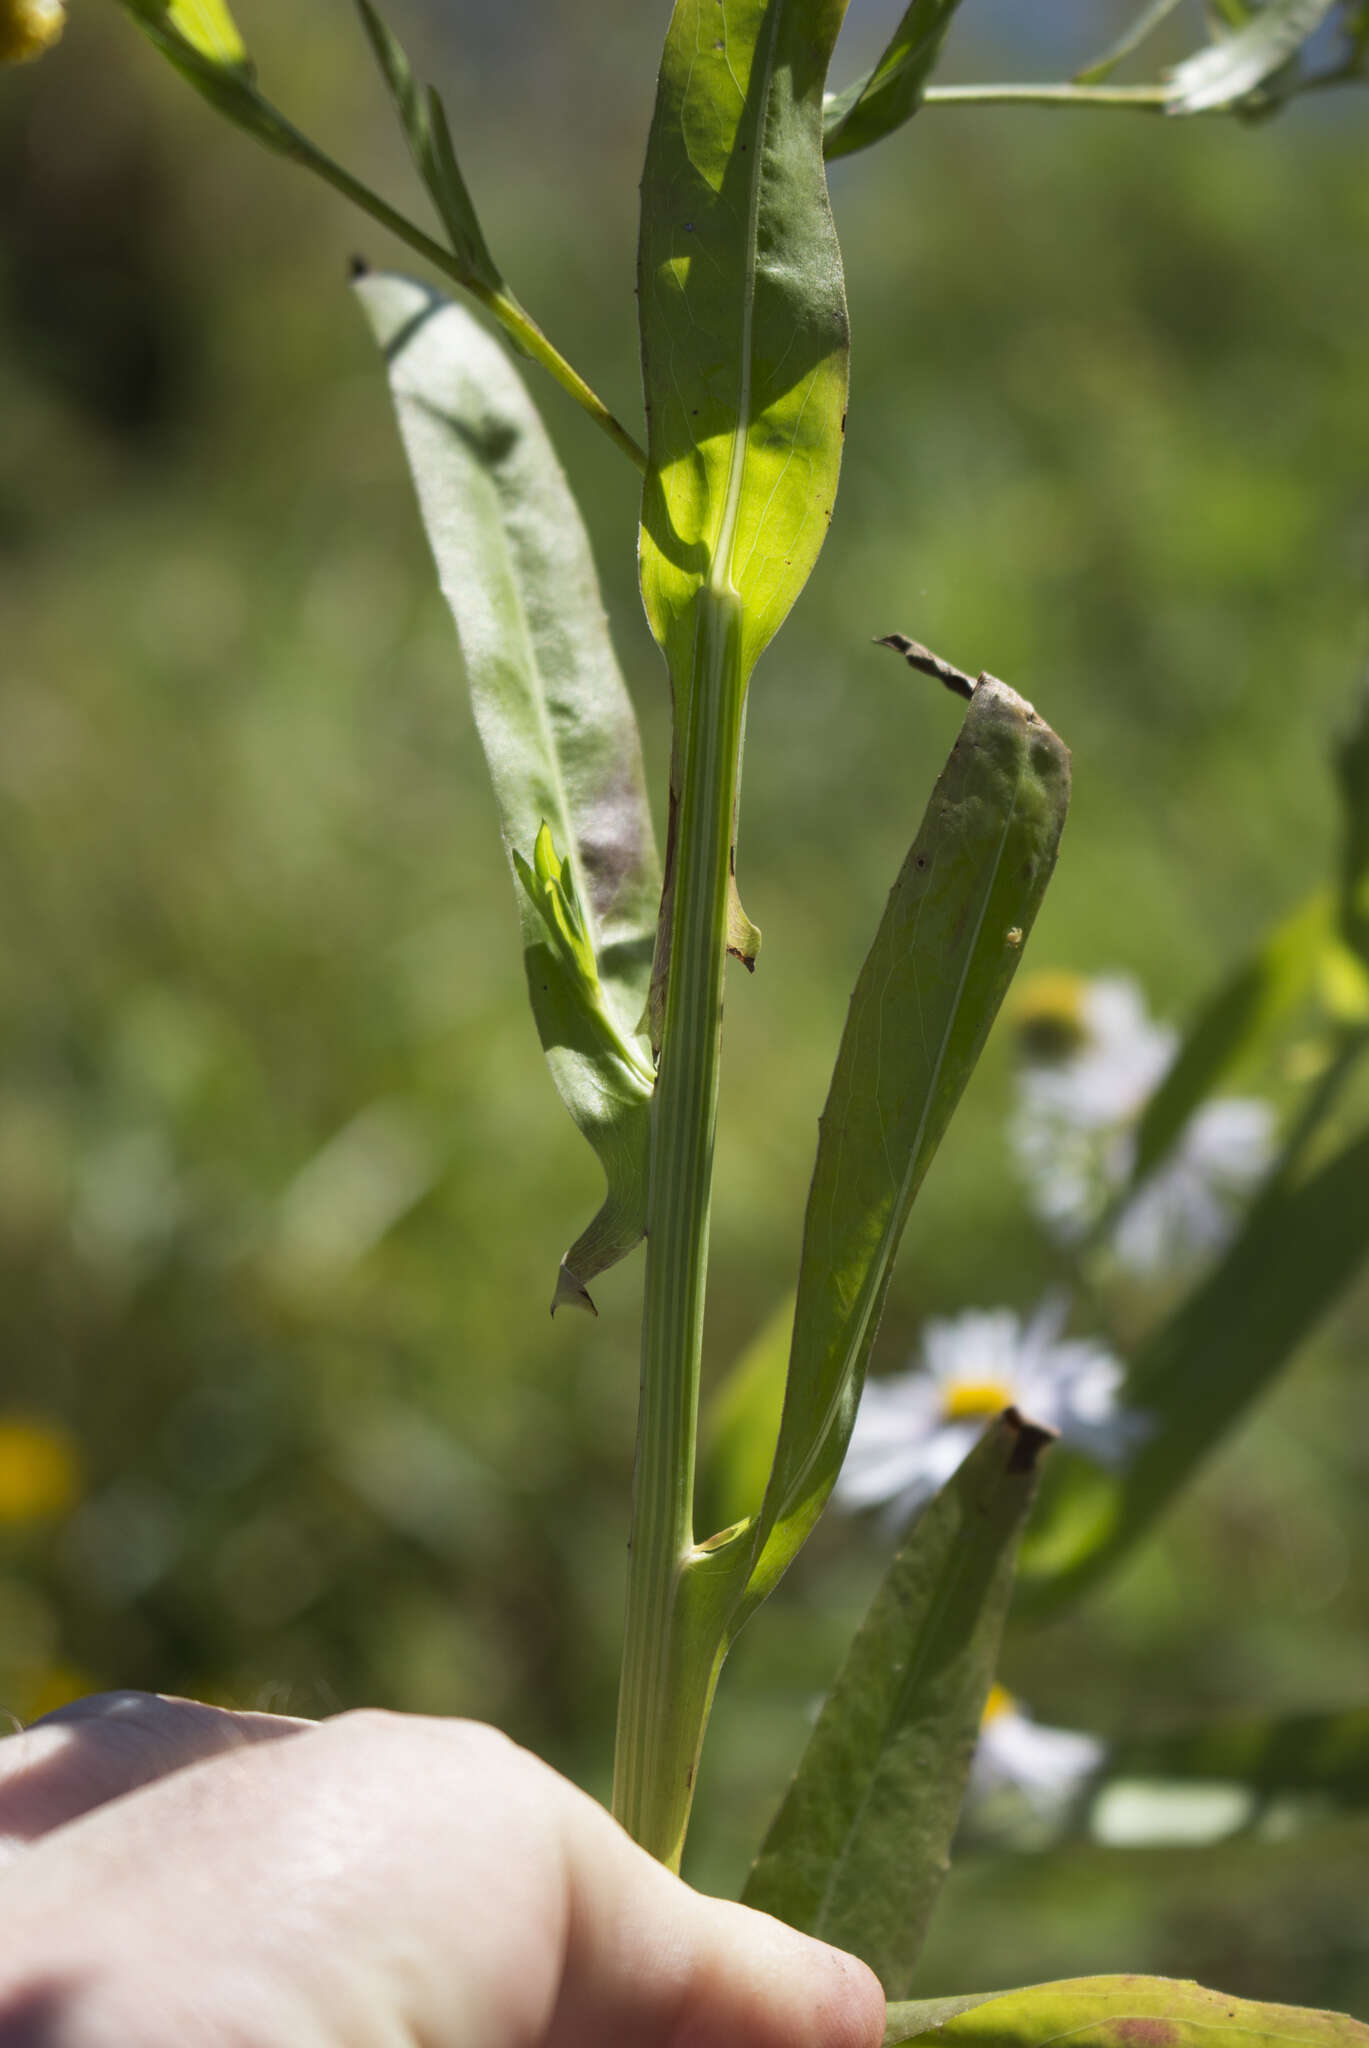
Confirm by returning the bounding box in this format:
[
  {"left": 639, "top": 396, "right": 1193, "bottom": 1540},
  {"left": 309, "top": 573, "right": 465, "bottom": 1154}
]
[{"left": 0, "top": 1694, "right": 886, "bottom": 2048}]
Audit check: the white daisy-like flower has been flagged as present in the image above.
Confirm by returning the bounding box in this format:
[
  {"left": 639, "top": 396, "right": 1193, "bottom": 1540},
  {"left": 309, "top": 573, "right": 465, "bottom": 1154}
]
[
  {"left": 836, "top": 1296, "right": 1145, "bottom": 1529},
  {"left": 1011, "top": 973, "right": 1275, "bottom": 1276},
  {"left": 969, "top": 1684, "right": 1105, "bottom": 1817}
]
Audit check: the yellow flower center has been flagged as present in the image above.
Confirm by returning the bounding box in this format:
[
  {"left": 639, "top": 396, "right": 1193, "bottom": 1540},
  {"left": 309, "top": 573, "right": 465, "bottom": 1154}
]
[
  {"left": 942, "top": 1378, "right": 1014, "bottom": 1422},
  {"left": 0, "top": 0, "right": 65, "bottom": 65},
  {"left": 1013, "top": 970, "right": 1090, "bottom": 1064},
  {"left": 981, "top": 1683, "right": 1015, "bottom": 1728}
]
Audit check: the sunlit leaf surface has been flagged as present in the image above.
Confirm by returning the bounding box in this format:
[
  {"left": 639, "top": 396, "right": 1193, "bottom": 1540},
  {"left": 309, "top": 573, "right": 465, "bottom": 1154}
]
[
  {"left": 885, "top": 1975, "right": 1369, "bottom": 2048},
  {"left": 356, "top": 273, "right": 660, "bottom": 1308}
]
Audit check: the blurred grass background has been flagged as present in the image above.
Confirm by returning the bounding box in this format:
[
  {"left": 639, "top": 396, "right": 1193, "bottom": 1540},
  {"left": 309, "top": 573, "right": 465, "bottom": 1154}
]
[{"left": 2, "top": 0, "right": 1368, "bottom": 2010}]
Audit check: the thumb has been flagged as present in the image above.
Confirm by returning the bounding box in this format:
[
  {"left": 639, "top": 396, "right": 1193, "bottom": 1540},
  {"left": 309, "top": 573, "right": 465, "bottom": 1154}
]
[{"left": 551, "top": 1788, "right": 887, "bottom": 2048}]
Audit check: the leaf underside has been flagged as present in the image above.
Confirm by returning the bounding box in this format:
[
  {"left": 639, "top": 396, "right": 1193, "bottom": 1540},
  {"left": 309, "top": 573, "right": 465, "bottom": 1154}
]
[
  {"left": 1165, "top": 0, "right": 1337, "bottom": 111},
  {"left": 355, "top": 274, "right": 660, "bottom": 1308}
]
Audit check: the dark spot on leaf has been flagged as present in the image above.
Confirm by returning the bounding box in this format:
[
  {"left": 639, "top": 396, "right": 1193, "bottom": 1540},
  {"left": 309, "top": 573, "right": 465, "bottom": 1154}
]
[
  {"left": 348, "top": 254, "right": 371, "bottom": 280},
  {"left": 914, "top": 855, "right": 928, "bottom": 870},
  {"left": 713, "top": 38, "right": 723, "bottom": 48},
  {"left": 684, "top": 221, "right": 695, "bottom": 232},
  {"left": 1112, "top": 2024, "right": 1179, "bottom": 2048},
  {"left": 840, "top": 410, "right": 847, "bottom": 433}
]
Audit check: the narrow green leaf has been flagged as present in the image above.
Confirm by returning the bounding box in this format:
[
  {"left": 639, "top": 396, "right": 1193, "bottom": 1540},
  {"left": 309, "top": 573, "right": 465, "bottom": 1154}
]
[
  {"left": 743, "top": 1412, "right": 1054, "bottom": 1996},
  {"left": 1074, "top": 0, "right": 1187, "bottom": 85},
  {"left": 637, "top": 0, "right": 851, "bottom": 700},
  {"left": 823, "top": 0, "right": 969, "bottom": 160},
  {"left": 885, "top": 1976, "right": 1369, "bottom": 2048},
  {"left": 1018, "top": 1119, "right": 1369, "bottom": 1611},
  {"left": 1165, "top": 0, "right": 1337, "bottom": 111},
  {"left": 1124, "top": 889, "right": 1330, "bottom": 1194},
  {"left": 1335, "top": 674, "right": 1369, "bottom": 967},
  {"left": 739, "top": 677, "right": 1069, "bottom": 1615},
  {"left": 352, "top": 0, "right": 502, "bottom": 294},
  {"left": 354, "top": 273, "right": 660, "bottom": 1309},
  {"left": 696, "top": 1294, "right": 794, "bottom": 1541}
]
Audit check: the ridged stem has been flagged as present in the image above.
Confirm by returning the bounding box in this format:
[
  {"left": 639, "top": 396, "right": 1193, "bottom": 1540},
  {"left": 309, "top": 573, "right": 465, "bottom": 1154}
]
[{"left": 611, "top": 590, "right": 745, "bottom": 1870}]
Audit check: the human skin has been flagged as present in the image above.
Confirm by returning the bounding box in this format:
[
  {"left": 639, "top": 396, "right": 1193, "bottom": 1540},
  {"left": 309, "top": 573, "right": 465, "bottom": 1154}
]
[{"left": 0, "top": 1694, "right": 886, "bottom": 2048}]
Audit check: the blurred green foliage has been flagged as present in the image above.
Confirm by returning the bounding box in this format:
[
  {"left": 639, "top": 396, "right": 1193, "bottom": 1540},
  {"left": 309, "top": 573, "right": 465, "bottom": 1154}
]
[{"left": 1, "top": 0, "right": 1368, "bottom": 2011}]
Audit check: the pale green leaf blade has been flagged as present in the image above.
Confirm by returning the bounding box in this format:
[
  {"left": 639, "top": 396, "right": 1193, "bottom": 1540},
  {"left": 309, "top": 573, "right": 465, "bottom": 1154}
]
[
  {"left": 1165, "top": 0, "right": 1337, "bottom": 111},
  {"left": 743, "top": 1412, "right": 1053, "bottom": 1995},
  {"left": 1018, "top": 1120, "right": 1369, "bottom": 1611},
  {"left": 885, "top": 1976, "right": 1369, "bottom": 2048},
  {"left": 355, "top": 272, "right": 660, "bottom": 1307},
  {"left": 352, "top": 0, "right": 503, "bottom": 292},
  {"left": 1074, "top": 0, "right": 1187, "bottom": 85},
  {"left": 741, "top": 677, "right": 1069, "bottom": 1611},
  {"left": 696, "top": 1294, "right": 794, "bottom": 1541},
  {"left": 637, "top": 0, "right": 851, "bottom": 698},
  {"left": 822, "top": 0, "right": 968, "bottom": 161}
]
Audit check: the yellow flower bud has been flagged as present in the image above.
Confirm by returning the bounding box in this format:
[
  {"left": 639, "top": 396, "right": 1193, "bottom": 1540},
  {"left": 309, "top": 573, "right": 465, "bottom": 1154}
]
[{"left": 0, "top": 0, "right": 64, "bottom": 64}]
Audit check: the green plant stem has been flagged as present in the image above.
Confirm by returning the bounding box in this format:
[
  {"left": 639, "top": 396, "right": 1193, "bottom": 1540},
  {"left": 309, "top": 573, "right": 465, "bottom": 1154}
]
[
  {"left": 921, "top": 62, "right": 1365, "bottom": 112},
  {"left": 126, "top": 14, "right": 650, "bottom": 475},
  {"left": 289, "top": 137, "right": 648, "bottom": 474},
  {"left": 612, "top": 590, "right": 746, "bottom": 1870},
  {"left": 924, "top": 81, "right": 1172, "bottom": 110}
]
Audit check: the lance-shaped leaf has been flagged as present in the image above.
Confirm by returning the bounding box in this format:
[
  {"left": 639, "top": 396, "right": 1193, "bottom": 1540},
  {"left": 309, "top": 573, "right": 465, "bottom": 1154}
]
[
  {"left": 696, "top": 1293, "right": 794, "bottom": 1541},
  {"left": 823, "top": 0, "right": 969, "bottom": 161},
  {"left": 1119, "top": 888, "right": 1331, "bottom": 1202},
  {"left": 1017, "top": 1118, "right": 1369, "bottom": 1611},
  {"left": 352, "top": 0, "right": 502, "bottom": 297},
  {"left": 730, "top": 678, "right": 1069, "bottom": 1608},
  {"left": 637, "top": 0, "right": 850, "bottom": 700},
  {"left": 743, "top": 1412, "right": 1054, "bottom": 1996},
  {"left": 885, "top": 1976, "right": 1369, "bottom": 2048},
  {"left": 355, "top": 273, "right": 660, "bottom": 1310},
  {"left": 1074, "top": 0, "right": 1187, "bottom": 86},
  {"left": 1165, "top": 0, "right": 1337, "bottom": 111}
]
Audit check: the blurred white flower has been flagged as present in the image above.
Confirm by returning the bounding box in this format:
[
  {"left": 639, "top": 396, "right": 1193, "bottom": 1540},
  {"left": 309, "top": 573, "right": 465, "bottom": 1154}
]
[
  {"left": 970, "top": 1685, "right": 1105, "bottom": 1817},
  {"left": 1010, "top": 973, "right": 1275, "bottom": 1276},
  {"left": 836, "top": 1296, "right": 1145, "bottom": 1529}
]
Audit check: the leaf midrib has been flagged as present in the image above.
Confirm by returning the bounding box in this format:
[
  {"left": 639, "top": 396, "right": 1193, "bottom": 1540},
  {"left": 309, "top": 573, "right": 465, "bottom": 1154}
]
[{"left": 710, "top": 0, "right": 787, "bottom": 601}]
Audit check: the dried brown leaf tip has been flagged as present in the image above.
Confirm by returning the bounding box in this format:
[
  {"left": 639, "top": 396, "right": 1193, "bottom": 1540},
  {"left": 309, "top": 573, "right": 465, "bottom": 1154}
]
[
  {"left": 1002, "top": 1404, "right": 1058, "bottom": 1473},
  {"left": 875, "top": 634, "right": 979, "bottom": 702}
]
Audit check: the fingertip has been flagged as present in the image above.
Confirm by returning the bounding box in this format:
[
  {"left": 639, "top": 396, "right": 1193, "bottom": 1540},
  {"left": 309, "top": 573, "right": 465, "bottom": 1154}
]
[{"left": 675, "top": 1901, "right": 886, "bottom": 2048}]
